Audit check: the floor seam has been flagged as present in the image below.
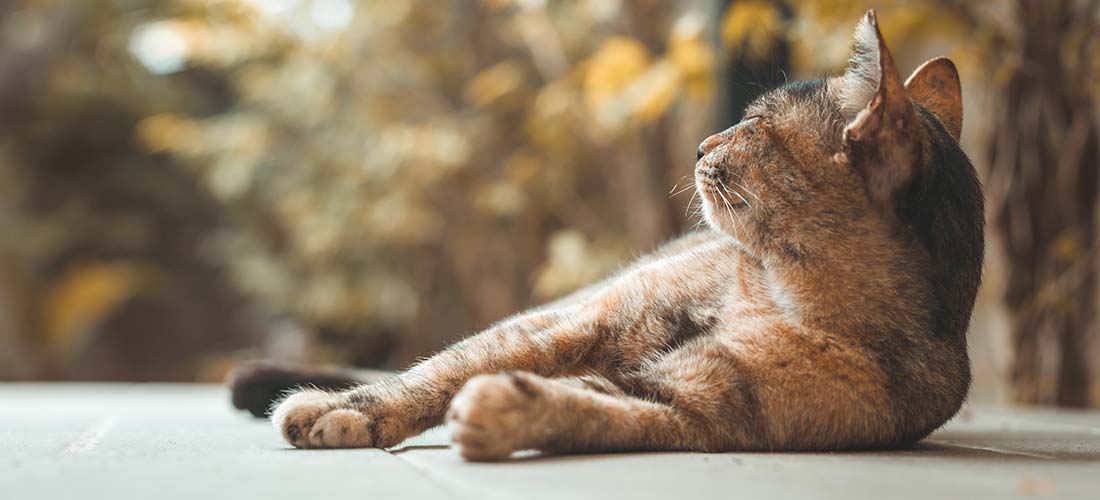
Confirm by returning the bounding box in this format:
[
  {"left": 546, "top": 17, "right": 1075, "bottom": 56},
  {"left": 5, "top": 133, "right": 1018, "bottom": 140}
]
[{"left": 388, "top": 446, "right": 483, "bottom": 500}]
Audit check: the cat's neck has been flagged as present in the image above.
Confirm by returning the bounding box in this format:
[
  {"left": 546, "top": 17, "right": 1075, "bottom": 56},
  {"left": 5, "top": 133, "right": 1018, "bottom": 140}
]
[{"left": 754, "top": 227, "right": 933, "bottom": 333}]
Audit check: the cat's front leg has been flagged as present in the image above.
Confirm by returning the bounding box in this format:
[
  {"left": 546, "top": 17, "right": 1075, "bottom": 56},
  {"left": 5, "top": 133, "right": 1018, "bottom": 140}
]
[
  {"left": 271, "top": 383, "right": 413, "bottom": 448},
  {"left": 270, "top": 305, "right": 603, "bottom": 449},
  {"left": 271, "top": 234, "right": 738, "bottom": 449}
]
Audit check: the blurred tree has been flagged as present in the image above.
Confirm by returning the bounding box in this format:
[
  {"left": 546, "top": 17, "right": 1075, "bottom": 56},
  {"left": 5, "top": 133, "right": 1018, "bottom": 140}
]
[
  {"left": 0, "top": 1, "right": 260, "bottom": 380},
  {"left": 0, "top": 0, "right": 720, "bottom": 377},
  {"left": 975, "top": 0, "right": 1100, "bottom": 407},
  {"left": 130, "top": 0, "right": 731, "bottom": 366},
  {"left": 718, "top": 0, "right": 792, "bottom": 120},
  {"left": 3, "top": 0, "right": 1096, "bottom": 406}
]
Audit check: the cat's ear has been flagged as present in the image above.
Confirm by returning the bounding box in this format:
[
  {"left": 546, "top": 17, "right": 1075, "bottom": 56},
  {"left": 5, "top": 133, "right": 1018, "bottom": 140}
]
[
  {"left": 836, "top": 11, "right": 884, "bottom": 119},
  {"left": 839, "top": 10, "right": 921, "bottom": 206},
  {"left": 904, "top": 57, "right": 962, "bottom": 141}
]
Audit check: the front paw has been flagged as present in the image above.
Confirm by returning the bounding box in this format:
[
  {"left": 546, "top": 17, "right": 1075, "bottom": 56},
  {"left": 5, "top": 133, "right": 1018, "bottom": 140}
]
[
  {"left": 271, "top": 391, "right": 375, "bottom": 449},
  {"left": 446, "top": 372, "right": 544, "bottom": 461}
]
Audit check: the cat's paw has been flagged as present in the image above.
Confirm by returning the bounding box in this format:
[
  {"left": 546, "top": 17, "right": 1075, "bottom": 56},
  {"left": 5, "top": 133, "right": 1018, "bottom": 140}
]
[
  {"left": 271, "top": 391, "right": 373, "bottom": 449},
  {"left": 446, "top": 372, "right": 543, "bottom": 461}
]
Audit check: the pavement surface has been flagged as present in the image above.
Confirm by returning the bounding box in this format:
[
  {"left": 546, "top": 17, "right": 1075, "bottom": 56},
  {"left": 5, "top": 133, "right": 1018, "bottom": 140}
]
[{"left": 1, "top": 383, "right": 1098, "bottom": 499}]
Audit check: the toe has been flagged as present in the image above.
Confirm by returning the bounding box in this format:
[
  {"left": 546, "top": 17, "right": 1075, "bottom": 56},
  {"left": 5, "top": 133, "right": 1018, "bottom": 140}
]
[
  {"left": 446, "top": 372, "right": 548, "bottom": 461},
  {"left": 451, "top": 421, "right": 513, "bottom": 461},
  {"left": 271, "top": 390, "right": 334, "bottom": 448},
  {"left": 312, "top": 409, "right": 374, "bottom": 448}
]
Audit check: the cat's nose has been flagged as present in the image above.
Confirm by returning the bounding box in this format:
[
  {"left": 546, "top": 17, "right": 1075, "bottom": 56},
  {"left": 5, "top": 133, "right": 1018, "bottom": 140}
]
[{"left": 696, "top": 134, "right": 725, "bottom": 161}]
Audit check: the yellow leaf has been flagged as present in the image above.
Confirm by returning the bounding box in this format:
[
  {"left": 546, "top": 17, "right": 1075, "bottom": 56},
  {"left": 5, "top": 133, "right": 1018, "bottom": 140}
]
[
  {"left": 474, "top": 180, "right": 526, "bottom": 217},
  {"left": 721, "top": 0, "right": 784, "bottom": 60},
  {"left": 39, "top": 263, "right": 145, "bottom": 357},
  {"left": 1051, "top": 233, "right": 1085, "bottom": 263},
  {"left": 135, "top": 114, "right": 202, "bottom": 153},
  {"left": 668, "top": 12, "right": 716, "bottom": 99},
  {"left": 527, "top": 79, "right": 583, "bottom": 151},
  {"left": 627, "top": 60, "right": 681, "bottom": 123},
  {"left": 480, "top": 0, "right": 514, "bottom": 11},
  {"left": 583, "top": 37, "right": 651, "bottom": 116},
  {"left": 464, "top": 60, "right": 526, "bottom": 107}
]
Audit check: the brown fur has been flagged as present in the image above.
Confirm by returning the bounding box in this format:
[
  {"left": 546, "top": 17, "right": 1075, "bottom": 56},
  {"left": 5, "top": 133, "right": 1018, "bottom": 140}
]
[{"left": 265, "top": 10, "right": 984, "bottom": 460}]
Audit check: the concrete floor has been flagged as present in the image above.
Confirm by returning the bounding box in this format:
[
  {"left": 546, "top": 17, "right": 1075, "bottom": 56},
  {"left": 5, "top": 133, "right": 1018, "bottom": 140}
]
[{"left": 1, "top": 384, "right": 1097, "bottom": 499}]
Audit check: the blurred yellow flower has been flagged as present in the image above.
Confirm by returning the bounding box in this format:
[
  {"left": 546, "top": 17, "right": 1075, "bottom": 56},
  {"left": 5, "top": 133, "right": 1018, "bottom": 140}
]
[
  {"left": 721, "top": 0, "right": 784, "bottom": 60},
  {"left": 625, "top": 60, "right": 681, "bottom": 124},
  {"left": 136, "top": 114, "right": 203, "bottom": 154},
  {"left": 39, "top": 263, "right": 146, "bottom": 359},
  {"left": 583, "top": 36, "right": 651, "bottom": 126},
  {"left": 464, "top": 60, "right": 527, "bottom": 107},
  {"left": 668, "top": 12, "right": 716, "bottom": 99}
]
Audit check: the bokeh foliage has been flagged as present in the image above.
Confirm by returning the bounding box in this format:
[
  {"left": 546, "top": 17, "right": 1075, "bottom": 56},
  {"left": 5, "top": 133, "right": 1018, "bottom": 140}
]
[
  {"left": 2, "top": 0, "right": 1097, "bottom": 405},
  {"left": 0, "top": 0, "right": 996, "bottom": 374},
  {"left": 1, "top": 0, "right": 727, "bottom": 377}
]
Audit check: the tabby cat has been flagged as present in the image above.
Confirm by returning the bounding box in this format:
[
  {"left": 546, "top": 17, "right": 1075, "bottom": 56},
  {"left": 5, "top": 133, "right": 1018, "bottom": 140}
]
[{"left": 238, "top": 10, "right": 984, "bottom": 461}]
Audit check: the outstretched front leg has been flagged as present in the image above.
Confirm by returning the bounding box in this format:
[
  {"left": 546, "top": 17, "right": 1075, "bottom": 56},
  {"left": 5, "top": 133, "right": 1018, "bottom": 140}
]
[
  {"left": 271, "top": 304, "right": 602, "bottom": 449},
  {"left": 271, "top": 232, "right": 738, "bottom": 450}
]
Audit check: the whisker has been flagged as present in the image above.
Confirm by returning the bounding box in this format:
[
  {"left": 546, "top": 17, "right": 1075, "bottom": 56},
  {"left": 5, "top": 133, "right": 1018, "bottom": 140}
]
[
  {"left": 712, "top": 185, "right": 739, "bottom": 237},
  {"left": 669, "top": 183, "right": 695, "bottom": 198},
  {"left": 716, "top": 178, "right": 749, "bottom": 209},
  {"left": 725, "top": 185, "right": 752, "bottom": 208},
  {"left": 716, "top": 187, "right": 739, "bottom": 235},
  {"left": 684, "top": 188, "right": 699, "bottom": 218},
  {"left": 716, "top": 185, "right": 736, "bottom": 220},
  {"left": 732, "top": 180, "right": 761, "bottom": 201}
]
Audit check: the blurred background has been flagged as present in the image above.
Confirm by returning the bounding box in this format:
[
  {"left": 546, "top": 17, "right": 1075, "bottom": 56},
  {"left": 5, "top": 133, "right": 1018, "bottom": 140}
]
[{"left": 0, "top": 0, "right": 1097, "bottom": 408}]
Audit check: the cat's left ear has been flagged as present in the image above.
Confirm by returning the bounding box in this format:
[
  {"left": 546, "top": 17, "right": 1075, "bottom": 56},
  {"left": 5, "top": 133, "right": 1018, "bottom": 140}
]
[
  {"left": 839, "top": 10, "right": 921, "bottom": 206},
  {"left": 904, "top": 57, "right": 962, "bottom": 141}
]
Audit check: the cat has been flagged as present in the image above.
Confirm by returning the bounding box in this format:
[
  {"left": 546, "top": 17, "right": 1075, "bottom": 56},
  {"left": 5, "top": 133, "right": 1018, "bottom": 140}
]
[{"left": 236, "top": 10, "right": 984, "bottom": 461}]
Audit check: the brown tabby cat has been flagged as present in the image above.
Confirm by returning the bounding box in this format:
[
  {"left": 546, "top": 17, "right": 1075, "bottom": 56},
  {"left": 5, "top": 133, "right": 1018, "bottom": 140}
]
[{"left": 251, "top": 10, "right": 984, "bottom": 461}]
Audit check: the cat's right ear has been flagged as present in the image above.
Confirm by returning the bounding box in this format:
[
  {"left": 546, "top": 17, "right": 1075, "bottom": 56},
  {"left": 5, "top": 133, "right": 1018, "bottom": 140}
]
[
  {"left": 836, "top": 10, "right": 922, "bottom": 207},
  {"left": 835, "top": 11, "right": 885, "bottom": 120}
]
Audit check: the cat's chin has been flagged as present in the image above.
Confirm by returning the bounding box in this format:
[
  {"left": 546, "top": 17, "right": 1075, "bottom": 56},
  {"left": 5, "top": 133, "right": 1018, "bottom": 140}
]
[{"left": 700, "top": 203, "right": 748, "bottom": 246}]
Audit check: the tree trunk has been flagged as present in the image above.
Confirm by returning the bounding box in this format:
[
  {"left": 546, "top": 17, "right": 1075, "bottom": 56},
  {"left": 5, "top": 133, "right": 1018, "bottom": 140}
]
[{"left": 986, "top": 0, "right": 1099, "bottom": 407}]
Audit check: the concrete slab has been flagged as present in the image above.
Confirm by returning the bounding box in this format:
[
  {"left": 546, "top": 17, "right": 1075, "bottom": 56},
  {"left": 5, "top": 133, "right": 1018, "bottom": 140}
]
[
  {"left": 1, "top": 384, "right": 459, "bottom": 500},
  {"left": 2, "top": 384, "right": 1097, "bottom": 500}
]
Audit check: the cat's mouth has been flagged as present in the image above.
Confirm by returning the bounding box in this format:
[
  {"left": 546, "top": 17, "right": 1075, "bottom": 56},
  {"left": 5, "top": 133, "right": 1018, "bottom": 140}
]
[{"left": 697, "top": 179, "right": 749, "bottom": 210}]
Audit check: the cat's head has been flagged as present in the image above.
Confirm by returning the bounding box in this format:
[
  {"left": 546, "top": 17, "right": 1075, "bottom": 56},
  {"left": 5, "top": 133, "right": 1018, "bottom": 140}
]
[
  {"left": 698, "top": 10, "right": 976, "bottom": 252},
  {"left": 696, "top": 9, "right": 983, "bottom": 334}
]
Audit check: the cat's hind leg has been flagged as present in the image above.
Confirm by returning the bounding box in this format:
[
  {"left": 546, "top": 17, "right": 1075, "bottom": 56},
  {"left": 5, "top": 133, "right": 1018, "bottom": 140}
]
[
  {"left": 446, "top": 373, "right": 631, "bottom": 460},
  {"left": 444, "top": 328, "right": 910, "bottom": 460},
  {"left": 445, "top": 342, "right": 755, "bottom": 461}
]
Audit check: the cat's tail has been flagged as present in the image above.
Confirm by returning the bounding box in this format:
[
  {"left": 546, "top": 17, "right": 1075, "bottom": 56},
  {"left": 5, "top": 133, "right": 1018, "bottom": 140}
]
[{"left": 225, "top": 361, "right": 388, "bottom": 418}]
